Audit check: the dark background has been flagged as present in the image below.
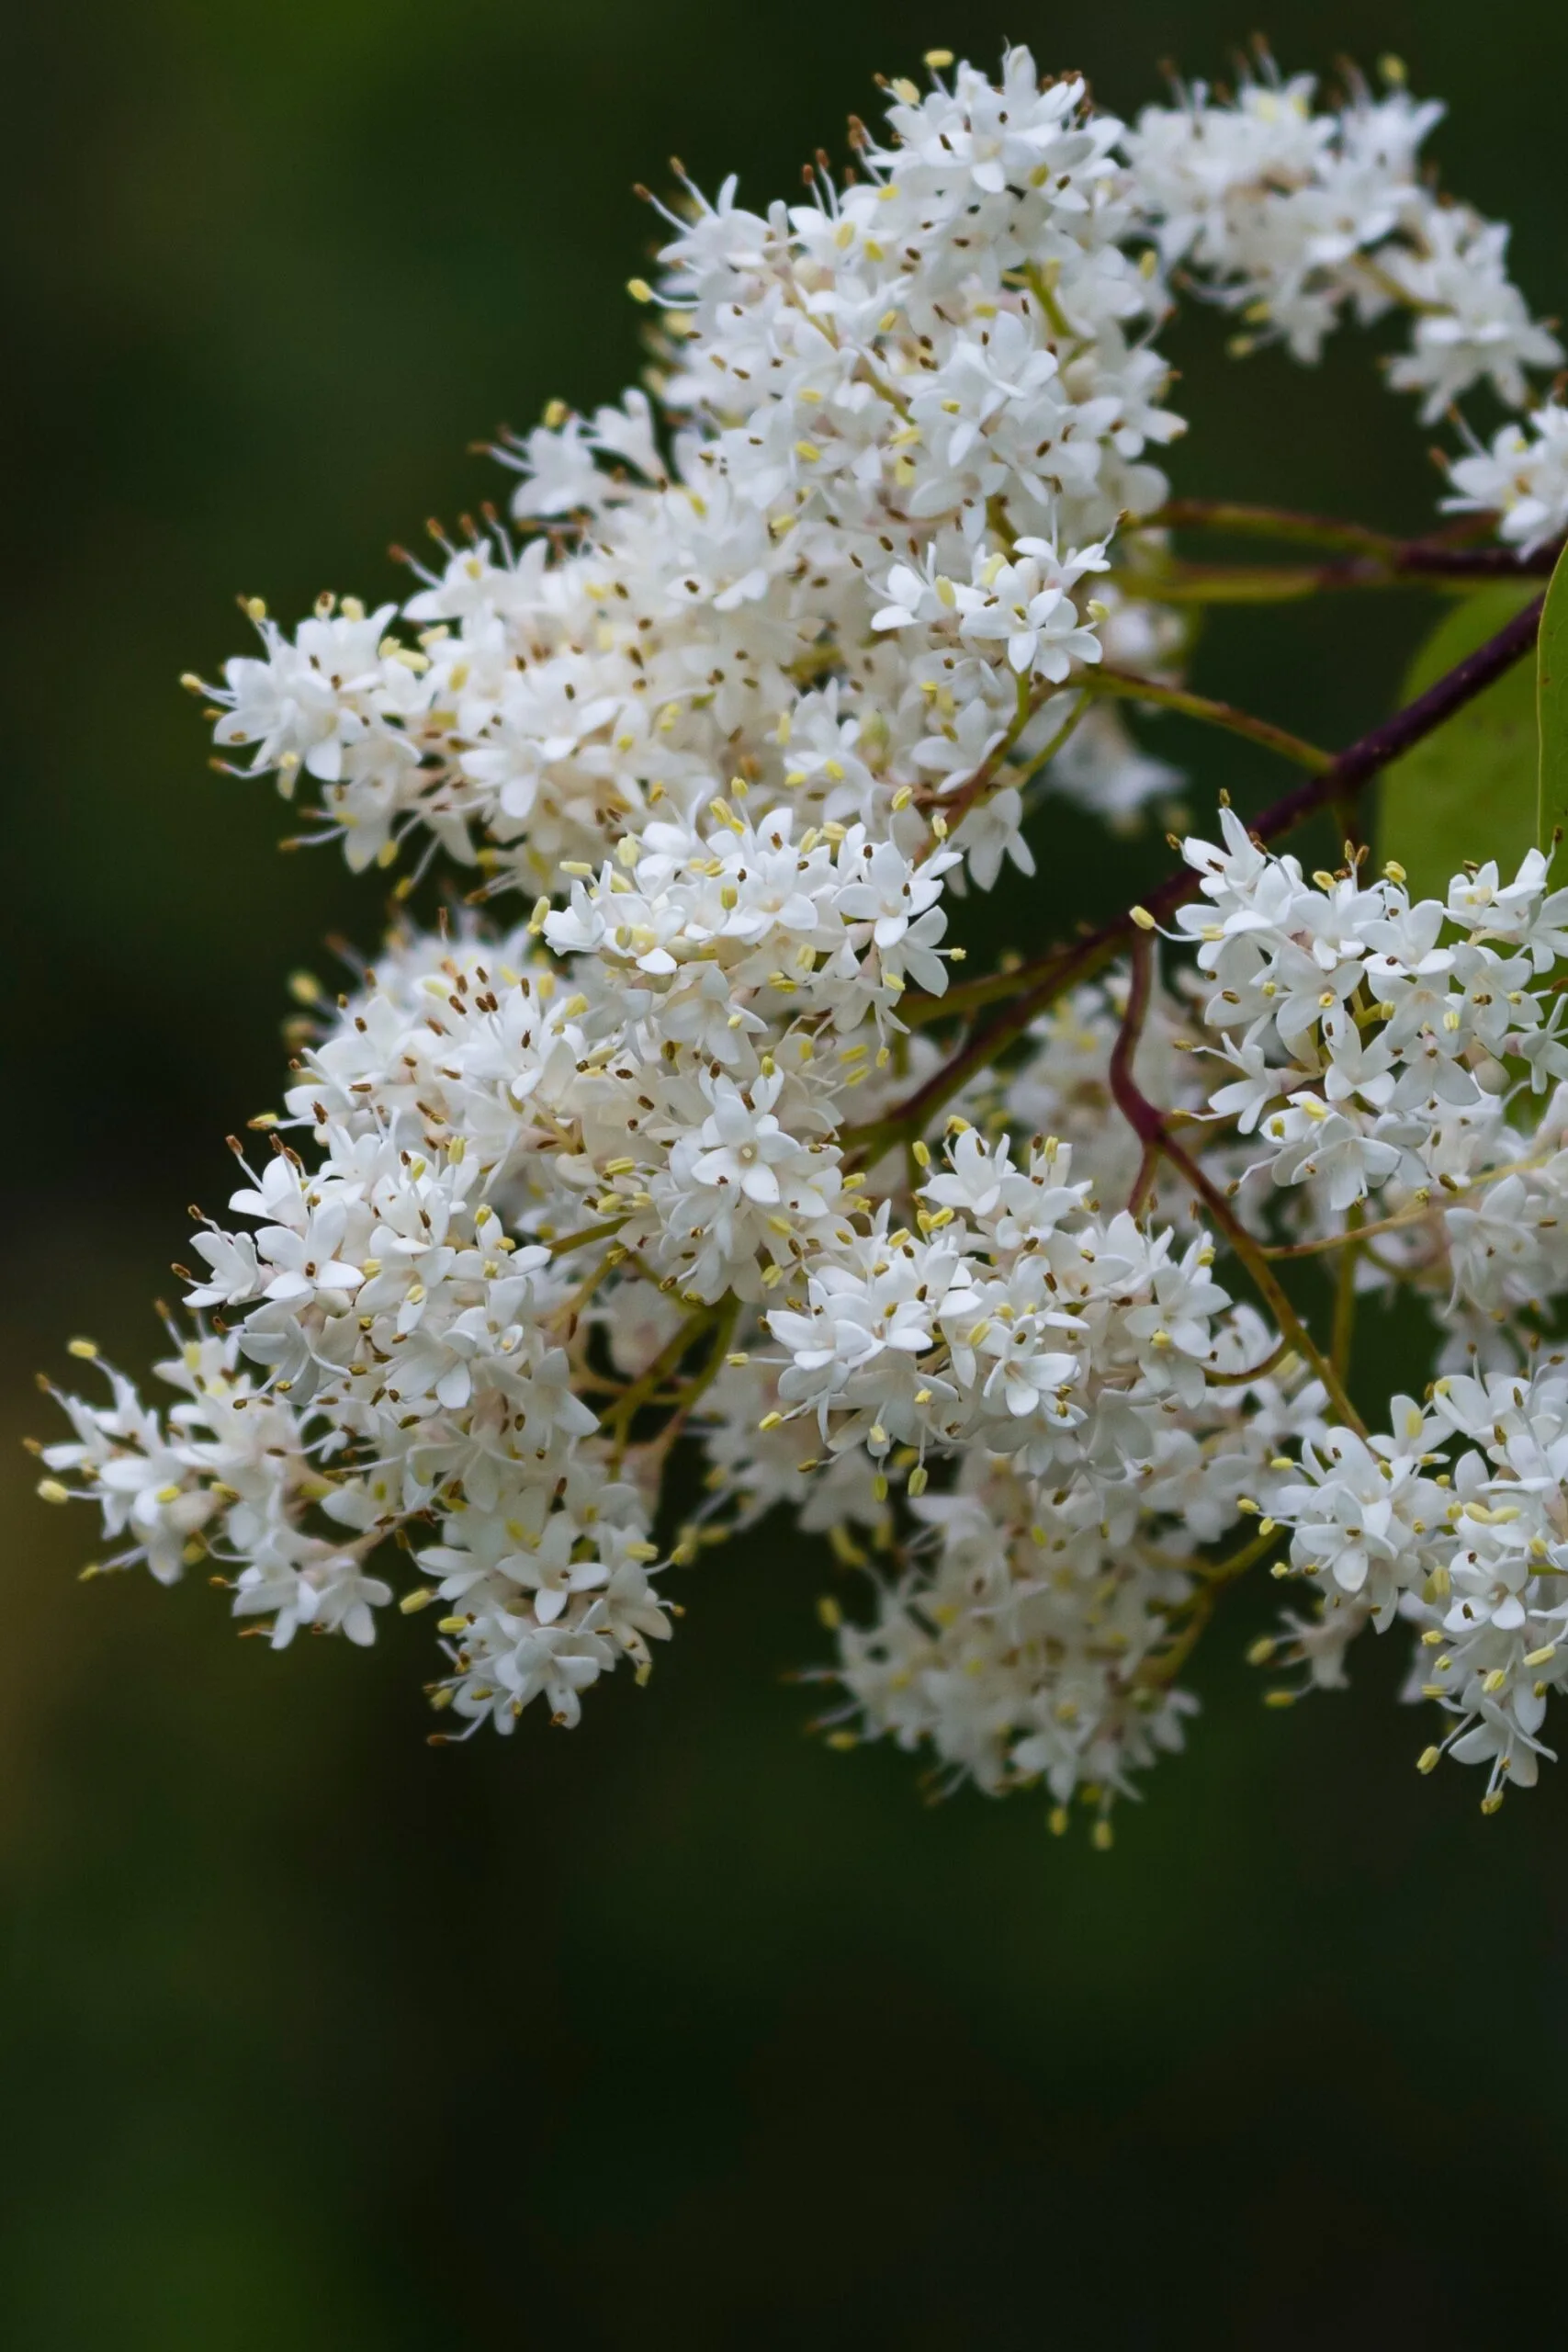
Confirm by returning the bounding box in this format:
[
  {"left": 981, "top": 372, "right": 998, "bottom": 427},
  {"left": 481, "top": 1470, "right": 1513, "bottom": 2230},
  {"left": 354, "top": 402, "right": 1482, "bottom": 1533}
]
[{"left": 3, "top": 4, "right": 1565, "bottom": 2344}]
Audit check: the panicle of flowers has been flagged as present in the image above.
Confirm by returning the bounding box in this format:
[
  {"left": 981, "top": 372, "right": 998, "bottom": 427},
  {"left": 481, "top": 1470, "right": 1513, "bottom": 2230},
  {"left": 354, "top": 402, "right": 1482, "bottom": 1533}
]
[
  {"left": 36, "top": 44, "right": 1568, "bottom": 1832},
  {"left": 1124, "top": 54, "right": 1561, "bottom": 416}
]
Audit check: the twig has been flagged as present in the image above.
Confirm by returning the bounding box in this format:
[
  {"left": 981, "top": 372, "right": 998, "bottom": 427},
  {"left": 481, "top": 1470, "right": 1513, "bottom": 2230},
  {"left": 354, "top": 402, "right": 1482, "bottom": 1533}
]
[
  {"left": 1134, "top": 500, "right": 1563, "bottom": 589},
  {"left": 849, "top": 591, "right": 1545, "bottom": 1158},
  {"left": 1124, "top": 547, "right": 1560, "bottom": 605},
  {"left": 1331, "top": 1207, "right": 1360, "bottom": 1384},
  {"left": 1140, "top": 498, "right": 1402, "bottom": 553}
]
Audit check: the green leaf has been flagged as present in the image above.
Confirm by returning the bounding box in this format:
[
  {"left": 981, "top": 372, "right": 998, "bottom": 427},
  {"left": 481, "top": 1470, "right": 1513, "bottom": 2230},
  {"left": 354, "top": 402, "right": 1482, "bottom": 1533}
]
[
  {"left": 1376, "top": 583, "right": 1538, "bottom": 904},
  {"left": 1538, "top": 539, "right": 1568, "bottom": 847}
]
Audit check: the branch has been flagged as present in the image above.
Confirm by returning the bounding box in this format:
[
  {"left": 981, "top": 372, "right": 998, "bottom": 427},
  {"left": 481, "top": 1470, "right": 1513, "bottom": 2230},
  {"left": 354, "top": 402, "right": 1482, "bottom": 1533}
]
[
  {"left": 915, "top": 669, "right": 1037, "bottom": 853},
  {"left": 1140, "top": 500, "right": 1562, "bottom": 570},
  {"left": 852, "top": 591, "right": 1545, "bottom": 1157},
  {"left": 1243, "top": 588, "right": 1543, "bottom": 824},
  {"left": 1260, "top": 1146, "right": 1561, "bottom": 1259},
  {"left": 919, "top": 658, "right": 1329, "bottom": 864},
  {"left": 1141, "top": 498, "right": 1401, "bottom": 553},
  {"left": 1120, "top": 535, "right": 1563, "bottom": 606}
]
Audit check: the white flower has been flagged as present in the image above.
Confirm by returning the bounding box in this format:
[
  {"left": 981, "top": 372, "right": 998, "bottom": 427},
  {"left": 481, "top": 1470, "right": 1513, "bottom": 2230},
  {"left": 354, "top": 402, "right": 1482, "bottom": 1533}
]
[
  {"left": 1446, "top": 401, "right": 1568, "bottom": 553},
  {"left": 691, "top": 1071, "right": 824, "bottom": 1209}
]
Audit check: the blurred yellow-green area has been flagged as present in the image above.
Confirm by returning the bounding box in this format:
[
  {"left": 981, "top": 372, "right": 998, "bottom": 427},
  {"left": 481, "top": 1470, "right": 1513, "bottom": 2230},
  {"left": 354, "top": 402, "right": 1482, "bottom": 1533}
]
[{"left": 5, "top": 3, "right": 1567, "bottom": 2342}]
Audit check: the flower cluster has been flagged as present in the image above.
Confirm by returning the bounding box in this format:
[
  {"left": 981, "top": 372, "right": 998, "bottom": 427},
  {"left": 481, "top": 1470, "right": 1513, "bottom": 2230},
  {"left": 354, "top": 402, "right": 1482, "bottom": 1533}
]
[
  {"left": 1173, "top": 813, "right": 1568, "bottom": 1350},
  {"left": 1262, "top": 1369, "right": 1568, "bottom": 1808},
  {"left": 1126, "top": 59, "right": 1561, "bottom": 413},
  {"left": 36, "top": 45, "right": 1568, "bottom": 1831}
]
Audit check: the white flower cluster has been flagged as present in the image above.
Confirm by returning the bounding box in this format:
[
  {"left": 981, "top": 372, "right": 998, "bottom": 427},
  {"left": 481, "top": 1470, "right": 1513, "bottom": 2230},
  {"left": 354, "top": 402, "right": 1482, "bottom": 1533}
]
[
  {"left": 1157, "top": 818, "right": 1568, "bottom": 1805},
  {"left": 1126, "top": 61, "right": 1561, "bottom": 414},
  {"left": 1264, "top": 1370, "right": 1568, "bottom": 1808},
  {"left": 37, "top": 47, "right": 1568, "bottom": 1831},
  {"left": 1176, "top": 811, "right": 1568, "bottom": 1342},
  {"left": 822, "top": 1309, "right": 1326, "bottom": 1828},
  {"left": 199, "top": 47, "right": 1188, "bottom": 890}
]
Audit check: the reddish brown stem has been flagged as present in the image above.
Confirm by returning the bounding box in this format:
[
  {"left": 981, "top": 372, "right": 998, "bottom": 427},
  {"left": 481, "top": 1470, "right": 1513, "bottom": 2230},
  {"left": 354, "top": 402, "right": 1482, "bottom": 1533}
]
[
  {"left": 1380, "top": 540, "right": 1564, "bottom": 580},
  {"left": 1106, "top": 937, "right": 1161, "bottom": 1218},
  {"left": 1108, "top": 937, "right": 1366, "bottom": 1433},
  {"left": 851, "top": 590, "right": 1545, "bottom": 1159},
  {"left": 1142, "top": 502, "right": 1562, "bottom": 583}
]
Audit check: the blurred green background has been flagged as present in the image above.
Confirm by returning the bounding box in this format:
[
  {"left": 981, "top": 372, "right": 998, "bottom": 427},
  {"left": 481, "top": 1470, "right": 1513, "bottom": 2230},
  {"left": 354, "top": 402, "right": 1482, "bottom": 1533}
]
[{"left": 4, "top": 3, "right": 1567, "bottom": 2343}]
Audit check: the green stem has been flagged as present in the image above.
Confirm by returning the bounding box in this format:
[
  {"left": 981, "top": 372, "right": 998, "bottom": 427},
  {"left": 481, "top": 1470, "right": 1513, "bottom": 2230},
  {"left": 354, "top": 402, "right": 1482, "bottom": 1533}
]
[
  {"left": 638, "top": 1295, "right": 740, "bottom": 1471},
  {"left": 1262, "top": 1147, "right": 1559, "bottom": 1259},
  {"left": 1138, "top": 499, "right": 1401, "bottom": 554},
  {"left": 547, "top": 1216, "right": 628, "bottom": 1257},
  {"left": 1086, "top": 665, "right": 1333, "bottom": 772},
  {"left": 1025, "top": 260, "right": 1078, "bottom": 346},
  {"left": 605, "top": 1303, "right": 721, "bottom": 1460},
  {"left": 1331, "top": 1208, "right": 1360, "bottom": 1385},
  {"left": 1195, "top": 1522, "right": 1285, "bottom": 1585},
  {"left": 1013, "top": 687, "right": 1093, "bottom": 790},
  {"left": 1137, "top": 1534, "right": 1275, "bottom": 1689},
  {"left": 915, "top": 668, "right": 1039, "bottom": 854}
]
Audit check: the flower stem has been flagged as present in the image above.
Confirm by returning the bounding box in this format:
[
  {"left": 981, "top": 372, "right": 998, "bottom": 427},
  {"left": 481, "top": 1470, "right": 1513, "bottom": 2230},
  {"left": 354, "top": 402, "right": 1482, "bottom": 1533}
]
[
  {"left": 1085, "top": 666, "right": 1334, "bottom": 772},
  {"left": 1108, "top": 940, "right": 1367, "bottom": 1436},
  {"left": 1139, "top": 498, "right": 1403, "bottom": 554},
  {"left": 849, "top": 590, "right": 1546, "bottom": 1159},
  {"left": 1331, "top": 1208, "right": 1360, "bottom": 1384}
]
